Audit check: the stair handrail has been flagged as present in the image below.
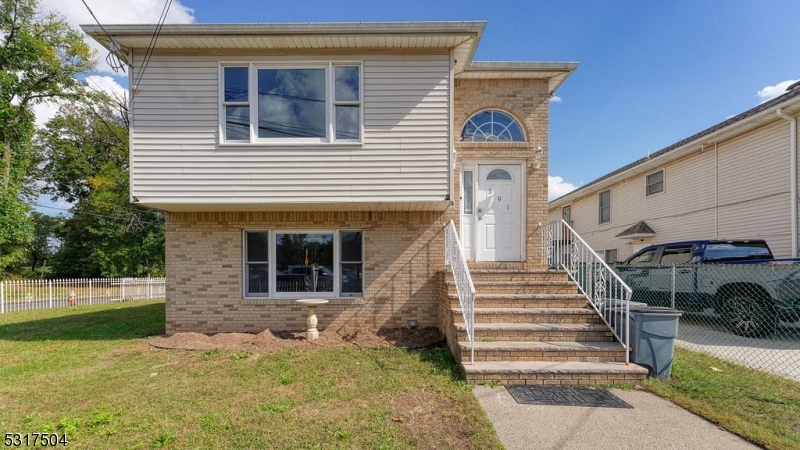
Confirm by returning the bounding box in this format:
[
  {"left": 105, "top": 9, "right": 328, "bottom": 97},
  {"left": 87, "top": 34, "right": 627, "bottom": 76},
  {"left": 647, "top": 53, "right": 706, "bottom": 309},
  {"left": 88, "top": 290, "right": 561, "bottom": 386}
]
[
  {"left": 543, "top": 219, "right": 632, "bottom": 364},
  {"left": 444, "top": 220, "right": 476, "bottom": 364}
]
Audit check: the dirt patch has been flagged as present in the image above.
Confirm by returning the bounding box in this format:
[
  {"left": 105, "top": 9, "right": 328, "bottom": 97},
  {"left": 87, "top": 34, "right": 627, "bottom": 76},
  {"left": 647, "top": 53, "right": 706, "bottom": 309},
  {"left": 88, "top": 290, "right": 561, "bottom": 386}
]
[{"left": 149, "top": 327, "right": 444, "bottom": 352}]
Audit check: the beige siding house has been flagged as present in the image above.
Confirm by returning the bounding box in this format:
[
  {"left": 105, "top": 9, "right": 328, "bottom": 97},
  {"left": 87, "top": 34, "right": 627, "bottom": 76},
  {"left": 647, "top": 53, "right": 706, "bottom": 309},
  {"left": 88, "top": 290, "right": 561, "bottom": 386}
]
[
  {"left": 83, "top": 22, "right": 576, "bottom": 333},
  {"left": 83, "top": 22, "right": 656, "bottom": 385},
  {"left": 549, "top": 85, "right": 800, "bottom": 261}
]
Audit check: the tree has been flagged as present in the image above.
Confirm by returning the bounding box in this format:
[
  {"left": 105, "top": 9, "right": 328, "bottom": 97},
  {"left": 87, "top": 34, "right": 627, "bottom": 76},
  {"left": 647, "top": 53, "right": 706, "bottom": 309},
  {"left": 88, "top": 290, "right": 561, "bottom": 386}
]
[
  {"left": 38, "top": 93, "right": 164, "bottom": 278},
  {"left": 23, "top": 211, "right": 61, "bottom": 276},
  {"left": 0, "top": 0, "right": 95, "bottom": 274}
]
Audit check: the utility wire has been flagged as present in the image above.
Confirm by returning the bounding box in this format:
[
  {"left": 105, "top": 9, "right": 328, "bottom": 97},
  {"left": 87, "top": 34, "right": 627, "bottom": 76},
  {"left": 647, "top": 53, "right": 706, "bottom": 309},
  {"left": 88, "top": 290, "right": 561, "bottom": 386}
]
[
  {"left": 80, "top": 0, "right": 126, "bottom": 73},
  {"left": 32, "top": 203, "right": 163, "bottom": 226},
  {"left": 132, "top": 0, "right": 173, "bottom": 90}
]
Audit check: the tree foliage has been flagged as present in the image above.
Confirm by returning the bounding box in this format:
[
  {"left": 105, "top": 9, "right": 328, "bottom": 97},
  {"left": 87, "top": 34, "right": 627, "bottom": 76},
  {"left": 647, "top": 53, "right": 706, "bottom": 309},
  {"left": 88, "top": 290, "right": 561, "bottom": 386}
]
[
  {"left": 0, "top": 0, "right": 95, "bottom": 274},
  {"left": 38, "top": 93, "right": 165, "bottom": 278}
]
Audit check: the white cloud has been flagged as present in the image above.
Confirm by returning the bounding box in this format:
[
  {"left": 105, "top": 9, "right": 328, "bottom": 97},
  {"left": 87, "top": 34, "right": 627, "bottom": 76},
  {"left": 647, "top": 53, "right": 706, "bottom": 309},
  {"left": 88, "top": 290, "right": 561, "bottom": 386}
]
[
  {"left": 85, "top": 75, "right": 128, "bottom": 100},
  {"left": 549, "top": 95, "right": 562, "bottom": 103},
  {"left": 33, "top": 101, "right": 62, "bottom": 128},
  {"left": 548, "top": 175, "right": 578, "bottom": 201},
  {"left": 40, "top": 0, "right": 196, "bottom": 73},
  {"left": 757, "top": 79, "right": 799, "bottom": 103},
  {"left": 31, "top": 76, "right": 127, "bottom": 129}
]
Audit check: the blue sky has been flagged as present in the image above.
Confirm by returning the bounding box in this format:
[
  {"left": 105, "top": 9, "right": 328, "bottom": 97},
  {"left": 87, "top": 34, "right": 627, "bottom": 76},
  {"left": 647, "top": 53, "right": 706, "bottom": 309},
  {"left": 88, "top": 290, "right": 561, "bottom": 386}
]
[{"left": 37, "top": 0, "right": 800, "bottom": 211}]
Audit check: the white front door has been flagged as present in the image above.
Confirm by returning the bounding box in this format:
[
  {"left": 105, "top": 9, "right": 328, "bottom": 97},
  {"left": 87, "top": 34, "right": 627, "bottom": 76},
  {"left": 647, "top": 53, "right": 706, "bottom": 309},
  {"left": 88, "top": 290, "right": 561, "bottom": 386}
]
[{"left": 475, "top": 165, "right": 522, "bottom": 261}]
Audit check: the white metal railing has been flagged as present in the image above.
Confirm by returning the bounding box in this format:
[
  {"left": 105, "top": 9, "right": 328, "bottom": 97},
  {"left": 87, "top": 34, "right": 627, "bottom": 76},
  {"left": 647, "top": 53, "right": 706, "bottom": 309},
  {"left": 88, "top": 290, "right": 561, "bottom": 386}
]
[
  {"left": 0, "top": 277, "right": 166, "bottom": 314},
  {"left": 444, "top": 220, "right": 476, "bottom": 364},
  {"left": 543, "top": 220, "right": 632, "bottom": 363}
]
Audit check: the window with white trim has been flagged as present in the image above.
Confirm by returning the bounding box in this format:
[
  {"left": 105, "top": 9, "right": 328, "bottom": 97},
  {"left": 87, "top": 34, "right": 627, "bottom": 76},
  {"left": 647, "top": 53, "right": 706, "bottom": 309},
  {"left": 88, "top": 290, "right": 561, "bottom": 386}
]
[
  {"left": 599, "top": 190, "right": 611, "bottom": 224},
  {"left": 243, "top": 230, "right": 363, "bottom": 298},
  {"left": 646, "top": 169, "right": 664, "bottom": 196},
  {"left": 220, "top": 63, "right": 361, "bottom": 143},
  {"left": 603, "top": 249, "right": 618, "bottom": 263},
  {"left": 460, "top": 109, "right": 525, "bottom": 142}
]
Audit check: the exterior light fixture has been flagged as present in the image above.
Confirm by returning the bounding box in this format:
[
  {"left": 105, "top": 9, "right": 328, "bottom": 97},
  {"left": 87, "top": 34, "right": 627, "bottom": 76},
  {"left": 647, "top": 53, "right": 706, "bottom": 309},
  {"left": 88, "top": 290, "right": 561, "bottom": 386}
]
[{"left": 533, "top": 146, "right": 543, "bottom": 170}]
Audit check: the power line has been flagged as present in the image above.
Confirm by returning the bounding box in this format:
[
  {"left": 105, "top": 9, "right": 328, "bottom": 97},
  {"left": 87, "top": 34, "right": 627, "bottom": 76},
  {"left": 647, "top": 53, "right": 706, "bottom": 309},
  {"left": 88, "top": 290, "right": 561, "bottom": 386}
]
[
  {"left": 80, "top": 0, "right": 126, "bottom": 73},
  {"left": 31, "top": 203, "right": 163, "bottom": 226},
  {"left": 132, "top": 0, "right": 173, "bottom": 90}
]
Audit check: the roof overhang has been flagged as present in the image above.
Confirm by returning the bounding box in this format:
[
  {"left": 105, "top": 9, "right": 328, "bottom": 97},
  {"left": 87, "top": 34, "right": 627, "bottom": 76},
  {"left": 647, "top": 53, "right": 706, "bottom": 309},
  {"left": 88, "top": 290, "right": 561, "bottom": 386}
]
[
  {"left": 549, "top": 89, "right": 800, "bottom": 208},
  {"left": 81, "top": 21, "right": 486, "bottom": 73},
  {"left": 457, "top": 61, "right": 579, "bottom": 93}
]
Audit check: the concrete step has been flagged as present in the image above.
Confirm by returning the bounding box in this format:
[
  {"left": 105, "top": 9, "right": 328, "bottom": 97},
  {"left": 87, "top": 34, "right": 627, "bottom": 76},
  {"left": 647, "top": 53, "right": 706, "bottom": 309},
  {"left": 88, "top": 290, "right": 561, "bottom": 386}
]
[
  {"left": 446, "top": 280, "right": 579, "bottom": 295},
  {"left": 460, "top": 361, "right": 648, "bottom": 386},
  {"left": 448, "top": 293, "right": 587, "bottom": 309},
  {"left": 452, "top": 307, "right": 602, "bottom": 324},
  {"left": 454, "top": 322, "right": 614, "bottom": 342},
  {"left": 467, "top": 269, "right": 570, "bottom": 283},
  {"left": 457, "top": 341, "right": 626, "bottom": 363}
]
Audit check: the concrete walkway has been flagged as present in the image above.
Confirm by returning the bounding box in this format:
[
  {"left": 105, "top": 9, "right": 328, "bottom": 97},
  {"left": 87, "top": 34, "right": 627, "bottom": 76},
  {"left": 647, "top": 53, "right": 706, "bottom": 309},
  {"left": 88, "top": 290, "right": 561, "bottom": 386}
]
[{"left": 474, "top": 386, "right": 760, "bottom": 450}]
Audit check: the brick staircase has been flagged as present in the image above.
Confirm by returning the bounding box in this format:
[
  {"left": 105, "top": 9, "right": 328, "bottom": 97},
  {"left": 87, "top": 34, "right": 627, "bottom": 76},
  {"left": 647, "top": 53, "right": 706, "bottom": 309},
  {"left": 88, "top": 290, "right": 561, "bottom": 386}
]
[{"left": 441, "top": 268, "right": 648, "bottom": 386}]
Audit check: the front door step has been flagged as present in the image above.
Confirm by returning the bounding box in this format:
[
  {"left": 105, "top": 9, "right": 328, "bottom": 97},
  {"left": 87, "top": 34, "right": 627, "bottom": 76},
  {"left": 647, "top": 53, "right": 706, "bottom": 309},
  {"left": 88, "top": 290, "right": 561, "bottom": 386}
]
[
  {"left": 462, "top": 361, "right": 648, "bottom": 385},
  {"left": 458, "top": 340, "right": 627, "bottom": 362}
]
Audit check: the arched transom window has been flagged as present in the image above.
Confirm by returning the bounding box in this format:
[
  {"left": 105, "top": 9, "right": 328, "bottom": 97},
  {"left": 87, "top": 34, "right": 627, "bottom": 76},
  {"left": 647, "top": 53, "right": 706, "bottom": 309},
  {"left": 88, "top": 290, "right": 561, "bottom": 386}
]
[{"left": 461, "top": 109, "right": 525, "bottom": 142}]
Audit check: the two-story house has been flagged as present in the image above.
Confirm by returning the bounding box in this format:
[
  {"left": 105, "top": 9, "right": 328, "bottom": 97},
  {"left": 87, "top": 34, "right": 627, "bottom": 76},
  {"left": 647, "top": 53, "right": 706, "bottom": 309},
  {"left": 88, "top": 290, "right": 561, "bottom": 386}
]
[
  {"left": 84, "top": 22, "right": 648, "bottom": 385},
  {"left": 548, "top": 84, "right": 800, "bottom": 262}
]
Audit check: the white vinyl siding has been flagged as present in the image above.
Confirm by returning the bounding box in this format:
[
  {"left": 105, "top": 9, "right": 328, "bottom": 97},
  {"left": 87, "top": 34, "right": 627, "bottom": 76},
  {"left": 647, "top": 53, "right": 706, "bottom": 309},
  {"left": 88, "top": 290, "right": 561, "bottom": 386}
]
[
  {"left": 130, "top": 53, "right": 450, "bottom": 209},
  {"left": 547, "top": 118, "right": 797, "bottom": 260}
]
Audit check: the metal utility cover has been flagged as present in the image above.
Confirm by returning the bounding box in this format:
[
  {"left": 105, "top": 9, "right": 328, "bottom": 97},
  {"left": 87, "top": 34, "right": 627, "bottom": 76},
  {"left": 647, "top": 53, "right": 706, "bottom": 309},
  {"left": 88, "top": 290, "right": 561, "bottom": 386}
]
[{"left": 505, "top": 385, "right": 633, "bottom": 408}]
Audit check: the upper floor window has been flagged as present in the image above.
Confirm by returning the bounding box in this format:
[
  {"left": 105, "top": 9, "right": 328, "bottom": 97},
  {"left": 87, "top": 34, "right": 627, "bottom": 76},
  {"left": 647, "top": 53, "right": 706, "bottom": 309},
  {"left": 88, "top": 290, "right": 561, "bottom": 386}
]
[
  {"left": 460, "top": 109, "right": 525, "bottom": 142},
  {"left": 599, "top": 190, "right": 611, "bottom": 223},
  {"left": 221, "top": 63, "right": 361, "bottom": 144},
  {"left": 646, "top": 169, "right": 664, "bottom": 196}
]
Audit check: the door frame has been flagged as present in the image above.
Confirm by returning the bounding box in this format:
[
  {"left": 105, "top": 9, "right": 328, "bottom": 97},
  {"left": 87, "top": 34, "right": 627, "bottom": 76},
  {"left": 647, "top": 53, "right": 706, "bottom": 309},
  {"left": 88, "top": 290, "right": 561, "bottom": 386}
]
[{"left": 460, "top": 159, "right": 526, "bottom": 262}]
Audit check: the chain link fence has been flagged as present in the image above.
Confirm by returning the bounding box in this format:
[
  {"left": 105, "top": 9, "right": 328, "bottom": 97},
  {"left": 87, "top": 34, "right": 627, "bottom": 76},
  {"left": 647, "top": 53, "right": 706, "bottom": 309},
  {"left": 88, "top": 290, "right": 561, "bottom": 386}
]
[{"left": 613, "top": 263, "right": 800, "bottom": 382}]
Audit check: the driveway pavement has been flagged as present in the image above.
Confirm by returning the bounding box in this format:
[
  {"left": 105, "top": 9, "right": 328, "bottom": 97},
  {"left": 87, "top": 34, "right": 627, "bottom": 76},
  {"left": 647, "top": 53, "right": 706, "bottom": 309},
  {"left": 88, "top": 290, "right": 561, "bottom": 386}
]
[{"left": 474, "top": 385, "right": 759, "bottom": 450}]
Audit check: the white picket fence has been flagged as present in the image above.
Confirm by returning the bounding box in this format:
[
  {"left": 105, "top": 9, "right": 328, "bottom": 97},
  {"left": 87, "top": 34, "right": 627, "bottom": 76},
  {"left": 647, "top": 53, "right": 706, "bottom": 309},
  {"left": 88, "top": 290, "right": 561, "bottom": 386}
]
[{"left": 0, "top": 277, "right": 166, "bottom": 314}]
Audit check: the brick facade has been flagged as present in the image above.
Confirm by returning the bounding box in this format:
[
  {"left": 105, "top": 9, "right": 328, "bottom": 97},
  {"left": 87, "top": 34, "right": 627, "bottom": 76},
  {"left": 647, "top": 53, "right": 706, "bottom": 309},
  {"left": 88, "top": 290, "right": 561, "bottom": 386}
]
[
  {"left": 165, "top": 77, "right": 551, "bottom": 334},
  {"left": 454, "top": 78, "right": 551, "bottom": 269}
]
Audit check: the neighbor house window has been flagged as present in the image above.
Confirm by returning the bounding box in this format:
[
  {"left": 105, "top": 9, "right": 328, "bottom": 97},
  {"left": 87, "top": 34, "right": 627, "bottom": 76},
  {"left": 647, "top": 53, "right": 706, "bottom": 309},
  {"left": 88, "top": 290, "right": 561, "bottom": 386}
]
[
  {"left": 220, "top": 63, "right": 361, "bottom": 143},
  {"left": 646, "top": 170, "right": 664, "bottom": 196},
  {"left": 562, "top": 205, "right": 571, "bottom": 224},
  {"left": 603, "top": 249, "right": 618, "bottom": 263},
  {"left": 243, "top": 230, "right": 363, "bottom": 298},
  {"left": 599, "top": 190, "right": 611, "bottom": 223},
  {"left": 460, "top": 109, "right": 525, "bottom": 142}
]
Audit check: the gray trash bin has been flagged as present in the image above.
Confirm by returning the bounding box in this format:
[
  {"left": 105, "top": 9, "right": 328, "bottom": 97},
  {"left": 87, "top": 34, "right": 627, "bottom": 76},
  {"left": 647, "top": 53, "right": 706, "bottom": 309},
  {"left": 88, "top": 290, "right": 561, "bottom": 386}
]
[{"left": 628, "top": 306, "right": 683, "bottom": 380}]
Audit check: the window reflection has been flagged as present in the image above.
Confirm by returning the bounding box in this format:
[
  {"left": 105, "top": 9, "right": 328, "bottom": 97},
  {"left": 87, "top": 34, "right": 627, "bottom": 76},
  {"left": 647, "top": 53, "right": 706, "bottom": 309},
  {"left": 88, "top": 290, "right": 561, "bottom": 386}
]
[{"left": 258, "top": 69, "right": 326, "bottom": 138}]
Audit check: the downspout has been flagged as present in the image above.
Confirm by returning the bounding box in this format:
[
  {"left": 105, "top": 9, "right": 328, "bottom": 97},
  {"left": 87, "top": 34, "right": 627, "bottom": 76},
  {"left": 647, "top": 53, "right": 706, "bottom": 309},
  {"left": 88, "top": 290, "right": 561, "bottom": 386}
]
[
  {"left": 777, "top": 108, "right": 798, "bottom": 257},
  {"left": 714, "top": 142, "right": 718, "bottom": 239}
]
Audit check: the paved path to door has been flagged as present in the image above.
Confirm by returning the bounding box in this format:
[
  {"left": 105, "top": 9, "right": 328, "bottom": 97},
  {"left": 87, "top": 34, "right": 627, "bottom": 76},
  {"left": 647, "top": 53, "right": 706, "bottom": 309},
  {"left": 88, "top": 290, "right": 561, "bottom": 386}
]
[{"left": 474, "top": 385, "right": 759, "bottom": 450}]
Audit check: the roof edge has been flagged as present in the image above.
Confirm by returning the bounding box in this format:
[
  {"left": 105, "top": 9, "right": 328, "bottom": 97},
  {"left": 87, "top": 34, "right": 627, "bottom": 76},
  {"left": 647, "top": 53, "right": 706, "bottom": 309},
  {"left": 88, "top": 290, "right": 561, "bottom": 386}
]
[
  {"left": 549, "top": 86, "right": 800, "bottom": 207},
  {"left": 80, "top": 21, "right": 487, "bottom": 37}
]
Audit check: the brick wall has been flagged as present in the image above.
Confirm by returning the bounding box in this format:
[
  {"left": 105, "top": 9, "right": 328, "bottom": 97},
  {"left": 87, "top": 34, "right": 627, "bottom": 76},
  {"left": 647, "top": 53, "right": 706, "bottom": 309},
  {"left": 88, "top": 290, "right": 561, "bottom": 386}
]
[
  {"left": 165, "top": 210, "right": 455, "bottom": 334},
  {"left": 164, "top": 77, "right": 552, "bottom": 334},
  {"left": 453, "top": 78, "right": 551, "bottom": 268}
]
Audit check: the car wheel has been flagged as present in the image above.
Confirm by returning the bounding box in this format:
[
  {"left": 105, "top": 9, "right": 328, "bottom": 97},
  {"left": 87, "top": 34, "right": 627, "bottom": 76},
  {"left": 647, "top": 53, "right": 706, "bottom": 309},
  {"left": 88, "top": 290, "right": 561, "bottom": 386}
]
[{"left": 720, "top": 295, "right": 777, "bottom": 337}]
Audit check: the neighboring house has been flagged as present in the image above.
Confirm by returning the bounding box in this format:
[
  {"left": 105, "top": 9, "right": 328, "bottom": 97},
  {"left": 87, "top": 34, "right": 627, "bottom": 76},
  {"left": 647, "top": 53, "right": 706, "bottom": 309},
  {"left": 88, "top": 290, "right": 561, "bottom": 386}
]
[
  {"left": 548, "top": 84, "right": 800, "bottom": 262},
  {"left": 83, "top": 22, "right": 577, "bottom": 334}
]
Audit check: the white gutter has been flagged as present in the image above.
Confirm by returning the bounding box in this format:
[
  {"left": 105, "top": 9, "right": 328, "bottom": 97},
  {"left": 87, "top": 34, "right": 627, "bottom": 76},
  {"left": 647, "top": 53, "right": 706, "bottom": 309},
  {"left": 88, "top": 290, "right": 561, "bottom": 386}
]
[{"left": 777, "top": 108, "right": 798, "bottom": 256}]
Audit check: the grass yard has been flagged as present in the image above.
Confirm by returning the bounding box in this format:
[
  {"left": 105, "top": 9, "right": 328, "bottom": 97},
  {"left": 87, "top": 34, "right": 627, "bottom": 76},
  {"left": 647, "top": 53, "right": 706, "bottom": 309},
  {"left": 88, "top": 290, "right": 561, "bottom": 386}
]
[
  {"left": 645, "top": 346, "right": 800, "bottom": 450},
  {"left": 0, "top": 301, "right": 502, "bottom": 449}
]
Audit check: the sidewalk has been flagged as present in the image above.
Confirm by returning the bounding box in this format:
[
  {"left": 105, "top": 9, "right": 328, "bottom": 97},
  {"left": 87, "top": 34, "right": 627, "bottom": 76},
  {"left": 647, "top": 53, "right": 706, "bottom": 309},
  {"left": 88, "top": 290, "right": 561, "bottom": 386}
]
[{"left": 474, "top": 386, "right": 759, "bottom": 450}]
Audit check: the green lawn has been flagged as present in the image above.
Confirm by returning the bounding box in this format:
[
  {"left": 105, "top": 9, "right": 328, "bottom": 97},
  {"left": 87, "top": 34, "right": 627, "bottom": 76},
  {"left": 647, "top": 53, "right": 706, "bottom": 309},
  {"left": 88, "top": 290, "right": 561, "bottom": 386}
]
[
  {"left": 645, "top": 346, "right": 800, "bottom": 450},
  {"left": 0, "top": 301, "right": 502, "bottom": 450}
]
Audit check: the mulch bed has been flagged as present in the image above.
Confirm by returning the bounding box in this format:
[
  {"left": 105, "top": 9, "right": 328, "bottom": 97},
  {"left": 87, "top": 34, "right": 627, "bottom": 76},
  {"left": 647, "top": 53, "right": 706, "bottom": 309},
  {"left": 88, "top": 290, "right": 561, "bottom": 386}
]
[{"left": 149, "top": 327, "right": 445, "bottom": 352}]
